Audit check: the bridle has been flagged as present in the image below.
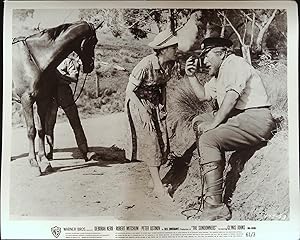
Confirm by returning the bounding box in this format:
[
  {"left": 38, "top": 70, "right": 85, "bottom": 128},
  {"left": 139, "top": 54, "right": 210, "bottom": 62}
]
[
  {"left": 67, "top": 23, "right": 96, "bottom": 105},
  {"left": 13, "top": 37, "right": 42, "bottom": 73}
]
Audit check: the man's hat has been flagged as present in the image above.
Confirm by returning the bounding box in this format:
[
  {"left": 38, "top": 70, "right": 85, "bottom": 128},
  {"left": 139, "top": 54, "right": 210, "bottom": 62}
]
[
  {"left": 199, "top": 37, "right": 233, "bottom": 57},
  {"left": 148, "top": 29, "right": 178, "bottom": 50}
]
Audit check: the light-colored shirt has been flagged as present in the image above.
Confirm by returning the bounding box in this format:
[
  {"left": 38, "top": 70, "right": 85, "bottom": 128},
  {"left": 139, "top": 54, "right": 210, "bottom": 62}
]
[
  {"left": 204, "top": 54, "right": 271, "bottom": 110},
  {"left": 57, "top": 57, "right": 81, "bottom": 84},
  {"left": 129, "top": 54, "right": 174, "bottom": 88}
]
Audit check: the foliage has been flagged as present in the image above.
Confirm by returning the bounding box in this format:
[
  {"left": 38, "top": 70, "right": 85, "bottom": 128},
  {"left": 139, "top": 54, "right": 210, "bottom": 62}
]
[
  {"left": 78, "top": 8, "right": 127, "bottom": 37},
  {"left": 13, "top": 9, "right": 34, "bottom": 21},
  {"left": 78, "top": 8, "right": 205, "bottom": 39},
  {"left": 214, "top": 9, "right": 286, "bottom": 60},
  {"left": 12, "top": 8, "right": 287, "bottom": 128},
  {"left": 123, "top": 9, "right": 158, "bottom": 39},
  {"left": 167, "top": 74, "right": 213, "bottom": 126}
]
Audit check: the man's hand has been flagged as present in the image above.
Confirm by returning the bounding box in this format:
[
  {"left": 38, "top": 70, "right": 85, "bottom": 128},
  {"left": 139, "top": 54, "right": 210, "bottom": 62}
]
[
  {"left": 185, "top": 56, "right": 198, "bottom": 77},
  {"left": 139, "top": 108, "right": 155, "bottom": 131}
]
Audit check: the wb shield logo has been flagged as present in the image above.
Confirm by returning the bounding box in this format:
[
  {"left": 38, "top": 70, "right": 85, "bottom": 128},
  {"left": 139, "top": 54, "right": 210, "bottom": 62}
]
[{"left": 51, "top": 226, "right": 61, "bottom": 238}]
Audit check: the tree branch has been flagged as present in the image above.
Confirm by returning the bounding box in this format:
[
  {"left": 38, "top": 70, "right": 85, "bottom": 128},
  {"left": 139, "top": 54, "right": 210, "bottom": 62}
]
[
  {"left": 217, "top": 11, "right": 227, "bottom": 37},
  {"left": 261, "top": 9, "right": 278, "bottom": 32},
  {"left": 249, "top": 13, "right": 255, "bottom": 46},
  {"left": 242, "top": 20, "right": 247, "bottom": 43},
  {"left": 127, "top": 10, "right": 161, "bottom": 31},
  {"left": 240, "top": 10, "right": 261, "bottom": 29},
  {"left": 218, "top": 10, "right": 244, "bottom": 44}
]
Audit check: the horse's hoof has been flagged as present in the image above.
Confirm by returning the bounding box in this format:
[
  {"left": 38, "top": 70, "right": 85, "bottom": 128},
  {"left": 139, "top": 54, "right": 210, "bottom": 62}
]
[
  {"left": 46, "top": 152, "right": 53, "bottom": 160},
  {"left": 85, "top": 152, "right": 97, "bottom": 162},
  {"left": 40, "top": 164, "right": 54, "bottom": 176}
]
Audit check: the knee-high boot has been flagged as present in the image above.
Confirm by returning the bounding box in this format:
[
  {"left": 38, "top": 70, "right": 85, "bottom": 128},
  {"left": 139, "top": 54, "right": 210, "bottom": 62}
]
[{"left": 198, "top": 161, "right": 231, "bottom": 221}]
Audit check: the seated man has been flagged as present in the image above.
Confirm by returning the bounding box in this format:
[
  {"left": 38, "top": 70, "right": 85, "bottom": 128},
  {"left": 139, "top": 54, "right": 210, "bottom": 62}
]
[
  {"left": 45, "top": 52, "right": 96, "bottom": 162},
  {"left": 185, "top": 37, "right": 275, "bottom": 220}
]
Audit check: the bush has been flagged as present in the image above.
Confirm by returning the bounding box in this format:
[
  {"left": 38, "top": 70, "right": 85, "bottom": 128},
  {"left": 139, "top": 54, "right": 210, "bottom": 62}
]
[{"left": 167, "top": 73, "right": 214, "bottom": 155}]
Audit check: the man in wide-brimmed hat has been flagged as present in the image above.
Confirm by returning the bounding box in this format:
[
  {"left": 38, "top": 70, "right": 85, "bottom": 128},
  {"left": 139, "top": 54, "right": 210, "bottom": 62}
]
[{"left": 185, "top": 37, "right": 275, "bottom": 220}]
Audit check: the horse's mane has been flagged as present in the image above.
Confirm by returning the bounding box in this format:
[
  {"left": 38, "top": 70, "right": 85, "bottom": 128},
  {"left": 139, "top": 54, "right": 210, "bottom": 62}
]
[
  {"left": 42, "top": 23, "right": 73, "bottom": 40},
  {"left": 12, "top": 21, "right": 92, "bottom": 45}
]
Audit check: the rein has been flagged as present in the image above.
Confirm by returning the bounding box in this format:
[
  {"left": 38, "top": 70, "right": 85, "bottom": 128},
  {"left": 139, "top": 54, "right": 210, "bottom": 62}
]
[
  {"left": 23, "top": 38, "right": 42, "bottom": 72},
  {"left": 13, "top": 72, "right": 89, "bottom": 107},
  {"left": 73, "top": 73, "right": 88, "bottom": 103},
  {"left": 58, "top": 72, "right": 89, "bottom": 110},
  {"left": 13, "top": 37, "right": 42, "bottom": 73}
]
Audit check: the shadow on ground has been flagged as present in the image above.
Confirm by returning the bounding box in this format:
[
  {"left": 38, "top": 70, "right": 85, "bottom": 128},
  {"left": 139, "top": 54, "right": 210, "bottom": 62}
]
[
  {"left": 162, "top": 142, "right": 196, "bottom": 197},
  {"left": 11, "top": 146, "right": 127, "bottom": 162},
  {"left": 11, "top": 145, "right": 132, "bottom": 176}
]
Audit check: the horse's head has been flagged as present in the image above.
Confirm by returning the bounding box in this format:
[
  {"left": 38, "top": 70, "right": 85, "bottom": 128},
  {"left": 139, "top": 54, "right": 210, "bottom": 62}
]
[{"left": 75, "top": 22, "right": 98, "bottom": 73}]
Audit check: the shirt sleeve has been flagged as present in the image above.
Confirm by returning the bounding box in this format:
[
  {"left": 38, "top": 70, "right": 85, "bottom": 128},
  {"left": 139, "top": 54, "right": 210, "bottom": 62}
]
[
  {"left": 204, "top": 77, "right": 217, "bottom": 100},
  {"left": 128, "top": 58, "right": 148, "bottom": 87},
  {"left": 57, "top": 58, "right": 80, "bottom": 77},
  {"left": 222, "top": 57, "right": 251, "bottom": 95},
  {"left": 66, "top": 59, "right": 80, "bottom": 78}
]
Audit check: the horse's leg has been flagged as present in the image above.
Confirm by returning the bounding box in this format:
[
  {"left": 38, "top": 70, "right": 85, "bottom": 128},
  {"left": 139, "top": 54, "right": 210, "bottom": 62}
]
[
  {"left": 45, "top": 98, "right": 58, "bottom": 160},
  {"left": 20, "top": 93, "right": 39, "bottom": 171},
  {"left": 36, "top": 99, "right": 54, "bottom": 174}
]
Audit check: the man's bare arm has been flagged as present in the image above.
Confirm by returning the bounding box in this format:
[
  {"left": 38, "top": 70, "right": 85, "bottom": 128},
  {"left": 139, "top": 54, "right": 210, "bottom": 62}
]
[
  {"left": 209, "top": 90, "right": 239, "bottom": 128},
  {"left": 185, "top": 56, "right": 210, "bottom": 101}
]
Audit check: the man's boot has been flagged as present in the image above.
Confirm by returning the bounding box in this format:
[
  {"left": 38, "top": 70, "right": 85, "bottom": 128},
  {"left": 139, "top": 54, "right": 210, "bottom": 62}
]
[
  {"left": 197, "top": 161, "right": 231, "bottom": 221},
  {"left": 78, "top": 143, "right": 97, "bottom": 162}
]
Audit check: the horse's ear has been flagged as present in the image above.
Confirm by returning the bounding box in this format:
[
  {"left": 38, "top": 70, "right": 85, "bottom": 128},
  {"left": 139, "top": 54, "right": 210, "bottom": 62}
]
[{"left": 94, "top": 20, "right": 104, "bottom": 31}]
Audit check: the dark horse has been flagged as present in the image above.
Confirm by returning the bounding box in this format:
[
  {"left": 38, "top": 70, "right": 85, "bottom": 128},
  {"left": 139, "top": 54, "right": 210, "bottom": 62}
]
[{"left": 12, "top": 21, "right": 100, "bottom": 175}]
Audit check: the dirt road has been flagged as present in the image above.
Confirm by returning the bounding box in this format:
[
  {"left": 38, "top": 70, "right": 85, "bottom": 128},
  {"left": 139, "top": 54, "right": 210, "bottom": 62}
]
[{"left": 10, "top": 113, "right": 184, "bottom": 220}]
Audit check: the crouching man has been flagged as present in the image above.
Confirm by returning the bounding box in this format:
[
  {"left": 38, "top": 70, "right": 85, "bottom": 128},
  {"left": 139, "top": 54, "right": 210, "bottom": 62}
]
[{"left": 185, "top": 37, "right": 275, "bottom": 220}]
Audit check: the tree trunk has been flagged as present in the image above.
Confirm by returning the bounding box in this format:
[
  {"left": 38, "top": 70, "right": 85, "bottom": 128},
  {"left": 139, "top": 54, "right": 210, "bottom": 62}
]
[
  {"left": 255, "top": 9, "right": 278, "bottom": 54},
  {"left": 241, "top": 45, "right": 252, "bottom": 64},
  {"left": 220, "top": 25, "right": 225, "bottom": 38},
  {"left": 169, "top": 9, "right": 176, "bottom": 33},
  {"left": 255, "top": 30, "right": 264, "bottom": 54},
  {"left": 96, "top": 73, "right": 100, "bottom": 97},
  {"left": 220, "top": 15, "right": 226, "bottom": 37}
]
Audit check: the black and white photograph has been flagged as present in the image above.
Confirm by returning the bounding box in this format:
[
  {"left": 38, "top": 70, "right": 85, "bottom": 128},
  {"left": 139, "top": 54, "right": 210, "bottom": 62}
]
[{"left": 2, "top": 1, "right": 299, "bottom": 239}]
